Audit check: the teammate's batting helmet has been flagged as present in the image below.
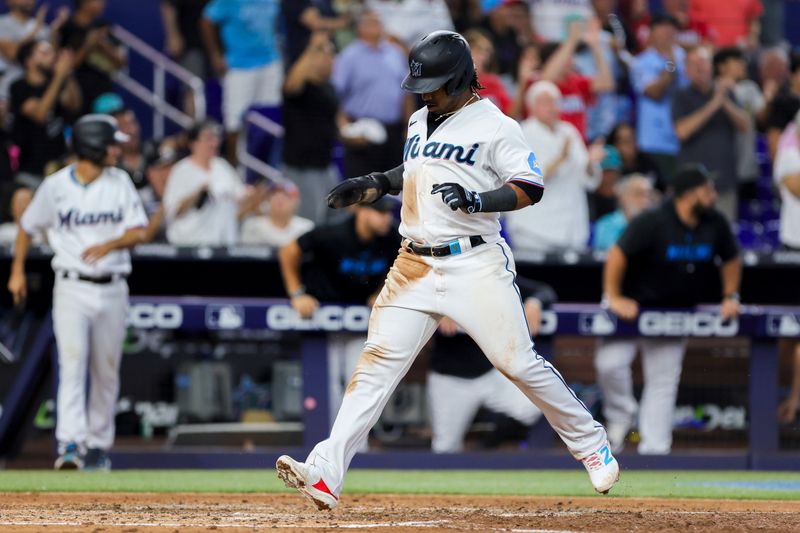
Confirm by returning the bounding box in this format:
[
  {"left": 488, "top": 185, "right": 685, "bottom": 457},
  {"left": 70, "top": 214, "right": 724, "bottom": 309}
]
[
  {"left": 71, "top": 114, "right": 129, "bottom": 164},
  {"left": 401, "top": 31, "right": 475, "bottom": 96}
]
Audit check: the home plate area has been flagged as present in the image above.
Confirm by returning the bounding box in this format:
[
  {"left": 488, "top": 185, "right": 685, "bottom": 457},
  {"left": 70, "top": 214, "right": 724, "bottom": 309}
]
[{"left": 1, "top": 493, "right": 798, "bottom": 532}]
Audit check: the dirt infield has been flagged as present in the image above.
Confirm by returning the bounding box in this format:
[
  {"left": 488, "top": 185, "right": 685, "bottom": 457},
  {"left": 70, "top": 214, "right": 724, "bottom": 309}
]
[{"left": 0, "top": 492, "right": 798, "bottom": 532}]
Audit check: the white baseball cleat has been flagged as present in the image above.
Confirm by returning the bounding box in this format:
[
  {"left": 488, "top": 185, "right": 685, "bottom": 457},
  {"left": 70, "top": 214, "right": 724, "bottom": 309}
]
[
  {"left": 276, "top": 455, "right": 339, "bottom": 511},
  {"left": 581, "top": 444, "right": 620, "bottom": 494}
]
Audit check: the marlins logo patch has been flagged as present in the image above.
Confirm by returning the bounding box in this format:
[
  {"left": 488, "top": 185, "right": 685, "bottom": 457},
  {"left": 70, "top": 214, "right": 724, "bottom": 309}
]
[
  {"left": 410, "top": 60, "right": 422, "bottom": 78},
  {"left": 528, "top": 152, "right": 542, "bottom": 174}
]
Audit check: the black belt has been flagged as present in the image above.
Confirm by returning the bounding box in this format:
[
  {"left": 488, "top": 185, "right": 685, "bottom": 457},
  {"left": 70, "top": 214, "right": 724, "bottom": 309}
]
[
  {"left": 407, "top": 236, "right": 486, "bottom": 257},
  {"left": 59, "top": 271, "right": 126, "bottom": 284}
]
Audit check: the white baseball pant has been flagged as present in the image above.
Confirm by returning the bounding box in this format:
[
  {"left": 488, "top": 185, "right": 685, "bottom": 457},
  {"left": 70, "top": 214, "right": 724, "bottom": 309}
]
[
  {"left": 222, "top": 61, "right": 283, "bottom": 131},
  {"left": 594, "top": 338, "right": 686, "bottom": 455},
  {"left": 305, "top": 241, "right": 608, "bottom": 494},
  {"left": 52, "top": 277, "right": 128, "bottom": 453},
  {"left": 427, "top": 368, "right": 543, "bottom": 453}
]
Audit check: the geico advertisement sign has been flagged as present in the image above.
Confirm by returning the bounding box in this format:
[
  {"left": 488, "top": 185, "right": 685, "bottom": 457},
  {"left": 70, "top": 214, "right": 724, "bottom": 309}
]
[
  {"left": 128, "top": 303, "right": 184, "bottom": 329},
  {"left": 266, "top": 305, "right": 370, "bottom": 332},
  {"left": 638, "top": 311, "right": 738, "bottom": 337}
]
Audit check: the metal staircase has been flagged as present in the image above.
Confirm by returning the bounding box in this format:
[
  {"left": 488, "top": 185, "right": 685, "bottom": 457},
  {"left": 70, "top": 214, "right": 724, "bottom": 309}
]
[{"left": 111, "top": 25, "right": 287, "bottom": 184}]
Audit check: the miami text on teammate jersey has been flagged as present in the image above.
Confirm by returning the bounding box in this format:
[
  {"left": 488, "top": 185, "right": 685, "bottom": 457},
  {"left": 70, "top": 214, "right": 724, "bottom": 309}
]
[{"left": 58, "top": 208, "right": 124, "bottom": 229}]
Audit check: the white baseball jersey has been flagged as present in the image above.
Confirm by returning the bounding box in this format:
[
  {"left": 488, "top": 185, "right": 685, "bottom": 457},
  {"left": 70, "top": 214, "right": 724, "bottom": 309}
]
[
  {"left": 400, "top": 98, "right": 544, "bottom": 245},
  {"left": 20, "top": 165, "right": 148, "bottom": 276}
]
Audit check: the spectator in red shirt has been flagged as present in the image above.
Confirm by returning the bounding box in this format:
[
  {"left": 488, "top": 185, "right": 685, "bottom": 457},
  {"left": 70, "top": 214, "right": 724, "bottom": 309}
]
[
  {"left": 690, "top": 0, "right": 762, "bottom": 48},
  {"left": 538, "top": 17, "right": 614, "bottom": 140},
  {"left": 464, "top": 28, "right": 511, "bottom": 116}
]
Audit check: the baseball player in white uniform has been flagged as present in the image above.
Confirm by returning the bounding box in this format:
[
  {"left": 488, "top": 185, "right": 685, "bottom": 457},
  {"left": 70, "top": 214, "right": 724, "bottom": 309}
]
[
  {"left": 277, "top": 31, "right": 619, "bottom": 510},
  {"left": 8, "top": 114, "right": 148, "bottom": 470}
]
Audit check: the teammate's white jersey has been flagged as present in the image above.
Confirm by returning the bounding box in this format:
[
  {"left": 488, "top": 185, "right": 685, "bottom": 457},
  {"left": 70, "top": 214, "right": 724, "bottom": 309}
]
[
  {"left": 400, "top": 98, "right": 543, "bottom": 245},
  {"left": 20, "top": 164, "right": 148, "bottom": 276}
]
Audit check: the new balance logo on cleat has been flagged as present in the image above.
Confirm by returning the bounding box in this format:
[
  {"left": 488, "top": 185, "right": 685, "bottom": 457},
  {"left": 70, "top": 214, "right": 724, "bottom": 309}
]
[{"left": 581, "top": 444, "right": 620, "bottom": 495}]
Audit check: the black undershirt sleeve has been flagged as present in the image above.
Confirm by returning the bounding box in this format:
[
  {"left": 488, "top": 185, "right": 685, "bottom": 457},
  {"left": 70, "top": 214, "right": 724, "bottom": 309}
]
[
  {"left": 475, "top": 184, "right": 519, "bottom": 212},
  {"left": 508, "top": 179, "right": 544, "bottom": 205}
]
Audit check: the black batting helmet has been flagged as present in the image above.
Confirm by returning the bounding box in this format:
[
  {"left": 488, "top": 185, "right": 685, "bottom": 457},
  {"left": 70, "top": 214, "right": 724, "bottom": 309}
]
[
  {"left": 401, "top": 31, "right": 475, "bottom": 96},
  {"left": 71, "top": 114, "right": 129, "bottom": 164}
]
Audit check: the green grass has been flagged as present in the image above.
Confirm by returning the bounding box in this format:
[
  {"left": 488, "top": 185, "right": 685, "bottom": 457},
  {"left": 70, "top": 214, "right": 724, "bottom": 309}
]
[{"left": 0, "top": 470, "right": 799, "bottom": 500}]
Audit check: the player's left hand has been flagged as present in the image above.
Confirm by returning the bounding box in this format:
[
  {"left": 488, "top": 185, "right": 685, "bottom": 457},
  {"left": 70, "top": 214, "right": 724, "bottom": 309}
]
[
  {"left": 431, "top": 183, "right": 481, "bottom": 213},
  {"left": 82, "top": 243, "right": 114, "bottom": 264},
  {"left": 720, "top": 297, "right": 741, "bottom": 322}
]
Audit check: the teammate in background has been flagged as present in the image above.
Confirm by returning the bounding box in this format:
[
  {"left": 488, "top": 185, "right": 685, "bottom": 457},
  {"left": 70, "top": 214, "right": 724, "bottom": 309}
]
[
  {"left": 278, "top": 198, "right": 400, "bottom": 426},
  {"left": 428, "top": 277, "right": 554, "bottom": 453},
  {"left": 277, "top": 30, "right": 619, "bottom": 511},
  {"left": 7, "top": 114, "right": 148, "bottom": 470},
  {"left": 597, "top": 164, "right": 741, "bottom": 455}
]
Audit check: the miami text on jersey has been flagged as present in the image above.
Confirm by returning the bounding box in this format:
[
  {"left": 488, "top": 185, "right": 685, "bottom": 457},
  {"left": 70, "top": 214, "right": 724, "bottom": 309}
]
[
  {"left": 58, "top": 208, "right": 124, "bottom": 229},
  {"left": 403, "top": 134, "right": 479, "bottom": 166}
]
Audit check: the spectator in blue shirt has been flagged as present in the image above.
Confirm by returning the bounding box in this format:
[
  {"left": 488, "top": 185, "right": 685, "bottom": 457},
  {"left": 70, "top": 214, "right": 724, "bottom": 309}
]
[
  {"left": 332, "top": 9, "right": 410, "bottom": 178},
  {"left": 630, "top": 14, "right": 688, "bottom": 184},
  {"left": 593, "top": 174, "right": 655, "bottom": 251},
  {"left": 201, "top": 0, "right": 281, "bottom": 163}
]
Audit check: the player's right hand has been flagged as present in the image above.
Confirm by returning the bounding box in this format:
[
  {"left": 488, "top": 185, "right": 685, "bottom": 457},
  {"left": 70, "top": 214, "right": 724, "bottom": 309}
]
[
  {"left": 291, "top": 294, "right": 320, "bottom": 319},
  {"left": 326, "top": 174, "right": 389, "bottom": 209},
  {"left": 607, "top": 295, "right": 639, "bottom": 321},
  {"left": 7, "top": 271, "right": 27, "bottom": 306}
]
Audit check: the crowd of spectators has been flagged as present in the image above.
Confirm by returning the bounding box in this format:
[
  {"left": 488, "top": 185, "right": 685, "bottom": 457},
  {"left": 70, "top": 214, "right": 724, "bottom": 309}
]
[{"left": 0, "top": 0, "right": 797, "bottom": 255}]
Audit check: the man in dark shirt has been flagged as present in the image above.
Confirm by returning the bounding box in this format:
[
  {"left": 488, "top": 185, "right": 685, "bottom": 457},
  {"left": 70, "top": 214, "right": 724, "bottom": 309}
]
[
  {"left": 281, "top": 0, "right": 351, "bottom": 69},
  {"left": 280, "top": 198, "right": 399, "bottom": 309},
  {"left": 279, "top": 198, "right": 400, "bottom": 428},
  {"left": 59, "top": 0, "right": 125, "bottom": 114},
  {"left": 596, "top": 164, "right": 742, "bottom": 455},
  {"left": 9, "top": 39, "right": 81, "bottom": 186},
  {"left": 281, "top": 32, "right": 341, "bottom": 225},
  {"left": 428, "top": 277, "right": 554, "bottom": 452},
  {"left": 672, "top": 46, "right": 749, "bottom": 221}
]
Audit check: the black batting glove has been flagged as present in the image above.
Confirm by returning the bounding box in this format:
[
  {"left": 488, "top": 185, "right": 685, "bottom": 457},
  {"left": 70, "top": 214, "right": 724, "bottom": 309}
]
[
  {"left": 431, "top": 183, "right": 482, "bottom": 213},
  {"left": 326, "top": 173, "right": 390, "bottom": 209}
]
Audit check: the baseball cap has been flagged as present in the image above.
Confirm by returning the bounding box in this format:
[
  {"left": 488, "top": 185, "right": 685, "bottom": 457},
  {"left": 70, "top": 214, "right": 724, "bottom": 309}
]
[
  {"left": 672, "top": 164, "right": 714, "bottom": 196},
  {"left": 92, "top": 92, "right": 127, "bottom": 115},
  {"left": 650, "top": 13, "right": 680, "bottom": 29},
  {"left": 362, "top": 196, "right": 396, "bottom": 213}
]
